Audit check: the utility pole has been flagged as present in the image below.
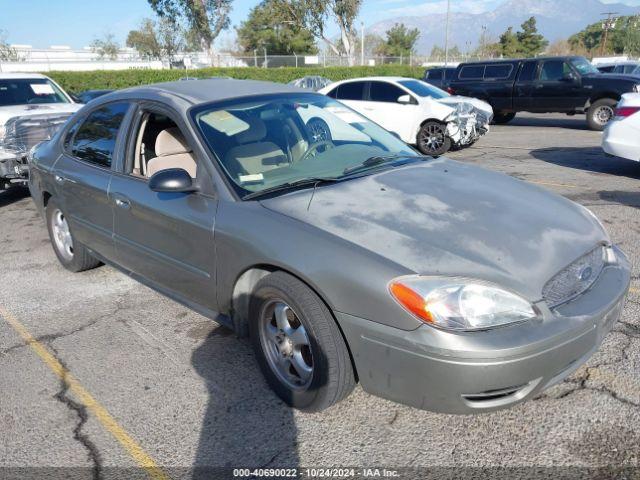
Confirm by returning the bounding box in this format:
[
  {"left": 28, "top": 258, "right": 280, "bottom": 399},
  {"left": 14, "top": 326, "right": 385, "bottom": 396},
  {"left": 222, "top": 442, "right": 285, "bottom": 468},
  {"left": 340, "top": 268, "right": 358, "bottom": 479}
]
[
  {"left": 444, "top": 0, "right": 451, "bottom": 66},
  {"left": 361, "top": 21, "right": 365, "bottom": 66},
  {"left": 600, "top": 12, "right": 618, "bottom": 55}
]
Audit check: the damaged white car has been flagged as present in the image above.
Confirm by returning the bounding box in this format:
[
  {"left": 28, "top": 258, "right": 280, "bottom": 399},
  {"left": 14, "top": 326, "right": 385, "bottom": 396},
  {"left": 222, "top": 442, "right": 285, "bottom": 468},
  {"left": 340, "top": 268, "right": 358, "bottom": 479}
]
[
  {"left": 320, "top": 77, "right": 493, "bottom": 155},
  {"left": 0, "top": 73, "right": 81, "bottom": 191}
]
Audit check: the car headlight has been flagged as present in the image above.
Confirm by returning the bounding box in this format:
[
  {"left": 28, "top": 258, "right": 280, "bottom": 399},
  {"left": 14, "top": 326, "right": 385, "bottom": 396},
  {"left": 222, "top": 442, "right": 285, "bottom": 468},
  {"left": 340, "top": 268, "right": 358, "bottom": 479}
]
[{"left": 389, "top": 276, "right": 538, "bottom": 331}]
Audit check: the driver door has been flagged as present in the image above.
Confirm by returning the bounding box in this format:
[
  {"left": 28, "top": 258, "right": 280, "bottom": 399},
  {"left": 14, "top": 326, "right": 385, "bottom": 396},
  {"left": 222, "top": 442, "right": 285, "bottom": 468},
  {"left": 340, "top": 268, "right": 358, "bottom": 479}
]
[
  {"left": 110, "top": 104, "right": 219, "bottom": 312},
  {"left": 359, "top": 81, "right": 418, "bottom": 142}
]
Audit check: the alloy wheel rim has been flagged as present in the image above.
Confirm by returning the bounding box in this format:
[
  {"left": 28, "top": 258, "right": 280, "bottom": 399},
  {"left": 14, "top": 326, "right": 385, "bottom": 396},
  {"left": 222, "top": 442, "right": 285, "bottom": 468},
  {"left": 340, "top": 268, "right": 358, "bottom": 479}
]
[
  {"left": 259, "top": 300, "right": 314, "bottom": 390},
  {"left": 309, "top": 121, "right": 330, "bottom": 142},
  {"left": 594, "top": 105, "right": 614, "bottom": 125},
  {"left": 51, "top": 209, "right": 74, "bottom": 261},
  {"left": 420, "top": 124, "right": 445, "bottom": 152}
]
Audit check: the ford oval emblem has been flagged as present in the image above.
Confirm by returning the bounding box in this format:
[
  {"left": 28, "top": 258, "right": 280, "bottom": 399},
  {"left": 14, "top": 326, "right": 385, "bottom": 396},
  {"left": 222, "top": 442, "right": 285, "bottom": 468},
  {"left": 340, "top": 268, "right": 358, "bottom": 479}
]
[{"left": 579, "top": 266, "right": 593, "bottom": 282}]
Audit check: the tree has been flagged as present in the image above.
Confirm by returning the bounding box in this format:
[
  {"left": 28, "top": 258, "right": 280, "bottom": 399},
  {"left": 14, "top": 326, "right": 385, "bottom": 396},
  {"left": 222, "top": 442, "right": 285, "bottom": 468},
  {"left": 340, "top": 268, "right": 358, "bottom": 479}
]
[
  {"left": 236, "top": 0, "right": 316, "bottom": 55},
  {"left": 569, "top": 15, "right": 640, "bottom": 56},
  {"left": 90, "top": 33, "right": 120, "bottom": 60},
  {"left": 127, "top": 19, "right": 162, "bottom": 59},
  {"left": 378, "top": 23, "right": 419, "bottom": 57},
  {"left": 148, "top": 0, "right": 233, "bottom": 63},
  {"left": 516, "top": 16, "right": 548, "bottom": 56},
  {"left": 429, "top": 45, "right": 445, "bottom": 60},
  {"left": 498, "top": 27, "right": 519, "bottom": 57},
  {"left": 273, "top": 0, "right": 362, "bottom": 65},
  {"left": 0, "top": 30, "right": 19, "bottom": 61},
  {"left": 354, "top": 33, "right": 384, "bottom": 58}
]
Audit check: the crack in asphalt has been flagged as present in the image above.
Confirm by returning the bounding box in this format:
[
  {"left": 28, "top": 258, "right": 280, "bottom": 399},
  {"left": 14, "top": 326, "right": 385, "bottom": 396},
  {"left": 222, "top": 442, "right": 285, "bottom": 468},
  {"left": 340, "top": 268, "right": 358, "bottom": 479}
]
[{"left": 53, "top": 351, "right": 104, "bottom": 480}]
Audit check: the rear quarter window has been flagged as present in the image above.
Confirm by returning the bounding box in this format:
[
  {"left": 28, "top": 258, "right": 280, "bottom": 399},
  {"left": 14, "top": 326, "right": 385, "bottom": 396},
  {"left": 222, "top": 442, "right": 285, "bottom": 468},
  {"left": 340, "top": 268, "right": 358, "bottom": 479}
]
[{"left": 459, "top": 65, "right": 485, "bottom": 79}]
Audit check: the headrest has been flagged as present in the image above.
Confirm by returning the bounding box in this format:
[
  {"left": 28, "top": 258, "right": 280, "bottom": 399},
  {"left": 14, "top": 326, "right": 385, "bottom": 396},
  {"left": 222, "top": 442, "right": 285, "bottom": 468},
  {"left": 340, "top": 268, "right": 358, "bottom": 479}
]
[
  {"left": 155, "top": 127, "right": 191, "bottom": 156},
  {"left": 235, "top": 116, "right": 266, "bottom": 144}
]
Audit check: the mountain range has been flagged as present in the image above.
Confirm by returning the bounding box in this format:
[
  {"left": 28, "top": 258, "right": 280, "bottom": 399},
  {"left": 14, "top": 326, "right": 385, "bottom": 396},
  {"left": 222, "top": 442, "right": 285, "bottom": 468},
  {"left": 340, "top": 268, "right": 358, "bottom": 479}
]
[{"left": 368, "top": 0, "right": 640, "bottom": 55}]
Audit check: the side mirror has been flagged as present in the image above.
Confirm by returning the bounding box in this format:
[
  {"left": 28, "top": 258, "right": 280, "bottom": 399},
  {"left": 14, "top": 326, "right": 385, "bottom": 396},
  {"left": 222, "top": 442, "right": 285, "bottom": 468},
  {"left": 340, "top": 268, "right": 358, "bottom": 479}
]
[
  {"left": 148, "top": 168, "right": 197, "bottom": 193},
  {"left": 397, "top": 94, "right": 414, "bottom": 105},
  {"left": 561, "top": 72, "right": 578, "bottom": 83}
]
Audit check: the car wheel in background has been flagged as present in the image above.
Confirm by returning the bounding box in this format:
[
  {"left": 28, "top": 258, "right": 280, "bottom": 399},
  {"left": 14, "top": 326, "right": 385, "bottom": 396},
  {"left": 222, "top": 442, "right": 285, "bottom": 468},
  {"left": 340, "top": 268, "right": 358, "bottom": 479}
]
[
  {"left": 46, "top": 199, "right": 101, "bottom": 272},
  {"left": 587, "top": 98, "right": 617, "bottom": 131},
  {"left": 416, "top": 121, "right": 451, "bottom": 156},
  {"left": 492, "top": 112, "right": 516, "bottom": 125},
  {"left": 249, "top": 271, "right": 356, "bottom": 412},
  {"left": 306, "top": 117, "right": 333, "bottom": 143}
]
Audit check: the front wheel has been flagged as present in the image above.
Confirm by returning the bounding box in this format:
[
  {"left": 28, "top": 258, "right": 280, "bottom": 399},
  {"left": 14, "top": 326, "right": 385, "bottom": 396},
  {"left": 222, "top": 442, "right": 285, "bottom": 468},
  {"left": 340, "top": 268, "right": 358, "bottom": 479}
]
[
  {"left": 492, "top": 112, "right": 516, "bottom": 124},
  {"left": 46, "top": 199, "right": 101, "bottom": 272},
  {"left": 249, "top": 271, "right": 355, "bottom": 412},
  {"left": 587, "top": 98, "right": 617, "bottom": 131},
  {"left": 416, "top": 121, "right": 451, "bottom": 156}
]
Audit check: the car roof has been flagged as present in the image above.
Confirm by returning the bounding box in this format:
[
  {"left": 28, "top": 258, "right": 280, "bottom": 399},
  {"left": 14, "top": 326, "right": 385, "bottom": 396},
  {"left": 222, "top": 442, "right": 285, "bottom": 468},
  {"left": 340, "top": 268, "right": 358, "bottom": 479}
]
[
  {"left": 111, "top": 78, "right": 305, "bottom": 105},
  {"left": 457, "top": 56, "right": 586, "bottom": 66},
  {"left": 334, "top": 76, "right": 414, "bottom": 83},
  {"left": 0, "top": 73, "right": 49, "bottom": 80}
]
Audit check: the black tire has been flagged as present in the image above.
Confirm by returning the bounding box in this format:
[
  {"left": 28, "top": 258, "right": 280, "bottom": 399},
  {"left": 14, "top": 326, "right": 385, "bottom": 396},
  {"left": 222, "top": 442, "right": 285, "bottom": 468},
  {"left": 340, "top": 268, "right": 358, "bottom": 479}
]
[
  {"left": 46, "top": 199, "right": 101, "bottom": 272},
  {"left": 587, "top": 98, "right": 617, "bottom": 131},
  {"left": 492, "top": 112, "right": 516, "bottom": 125},
  {"left": 306, "top": 117, "right": 332, "bottom": 143},
  {"left": 416, "top": 121, "right": 451, "bottom": 156},
  {"left": 249, "top": 271, "right": 355, "bottom": 412}
]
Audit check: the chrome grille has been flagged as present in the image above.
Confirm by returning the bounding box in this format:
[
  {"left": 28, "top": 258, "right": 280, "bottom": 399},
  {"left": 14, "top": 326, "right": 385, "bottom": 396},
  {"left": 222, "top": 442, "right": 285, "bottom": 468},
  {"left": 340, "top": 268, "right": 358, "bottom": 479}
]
[
  {"left": 4, "top": 113, "right": 72, "bottom": 157},
  {"left": 542, "top": 246, "right": 606, "bottom": 308}
]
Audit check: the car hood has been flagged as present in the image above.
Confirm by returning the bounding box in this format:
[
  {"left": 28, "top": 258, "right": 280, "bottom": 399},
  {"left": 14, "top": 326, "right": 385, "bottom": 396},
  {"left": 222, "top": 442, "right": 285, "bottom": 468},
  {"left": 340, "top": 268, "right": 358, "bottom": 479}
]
[
  {"left": 0, "top": 103, "right": 81, "bottom": 125},
  {"left": 436, "top": 95, "right": 494, "bottom": 118},
  {"left": 260, "top": 158, "right": 608, "bottom": 301},
  {"left": 584, "top": 73, "right": 640, "bottom": 85}
]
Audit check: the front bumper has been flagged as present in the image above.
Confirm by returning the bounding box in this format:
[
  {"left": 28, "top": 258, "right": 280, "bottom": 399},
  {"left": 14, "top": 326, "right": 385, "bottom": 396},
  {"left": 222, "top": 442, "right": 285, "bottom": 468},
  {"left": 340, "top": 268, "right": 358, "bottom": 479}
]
[{"left": 337, "top": 249, "right": 630, "bottom": 414}]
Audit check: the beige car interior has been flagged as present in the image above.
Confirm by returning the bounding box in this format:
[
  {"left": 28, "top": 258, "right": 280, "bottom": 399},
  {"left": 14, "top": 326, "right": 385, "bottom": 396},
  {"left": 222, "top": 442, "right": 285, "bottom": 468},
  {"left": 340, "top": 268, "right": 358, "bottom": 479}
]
[{"left": 132, "top": 113, "right": 197, "bottom": 179}]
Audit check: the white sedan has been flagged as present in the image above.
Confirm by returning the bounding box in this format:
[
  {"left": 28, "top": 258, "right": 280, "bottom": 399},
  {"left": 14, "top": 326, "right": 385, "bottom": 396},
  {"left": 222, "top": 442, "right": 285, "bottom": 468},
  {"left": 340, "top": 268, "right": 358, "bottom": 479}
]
[
  {"left": 602, "top": 93, "right": 640, "bottom": 162},
  {"left": 319, "top": 77, "right": 493, "bottom": 155}
]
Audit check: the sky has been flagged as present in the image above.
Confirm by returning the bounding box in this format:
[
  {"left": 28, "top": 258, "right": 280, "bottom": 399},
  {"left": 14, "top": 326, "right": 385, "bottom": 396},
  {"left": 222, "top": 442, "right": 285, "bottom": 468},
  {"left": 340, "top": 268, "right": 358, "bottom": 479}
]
[{"left": 2, "top": 0, "right": 640, "bottom": 49}]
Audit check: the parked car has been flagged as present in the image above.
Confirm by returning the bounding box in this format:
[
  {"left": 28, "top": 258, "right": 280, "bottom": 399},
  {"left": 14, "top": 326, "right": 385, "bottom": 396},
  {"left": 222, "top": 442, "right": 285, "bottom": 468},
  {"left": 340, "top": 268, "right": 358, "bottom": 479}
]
[
  {"left": 423, "top": 66, "right": 457, "bottom": 90},
  {"left": 288, "top": 76, "right": 333, "bottom": 91},
  {"left": 0, "top": 73, "right": 81, "bottom": 191},
  {"left": 597, "top": 61, "right": 640, "bottom": 75},
  {"left": 73, "top": 89, "right": 114, "bottom": 104},
  {"left": 320, "top": 77, "right": 493, "bottom": 155},
  {"left": 449, "top": 56, "right": 640, "bottom": 130},
  {"left": 29, "top": 79, "right": 629, "bottom": 413},
  {"left": 602, "top": 92, "right": 640, "bottom": 162}
]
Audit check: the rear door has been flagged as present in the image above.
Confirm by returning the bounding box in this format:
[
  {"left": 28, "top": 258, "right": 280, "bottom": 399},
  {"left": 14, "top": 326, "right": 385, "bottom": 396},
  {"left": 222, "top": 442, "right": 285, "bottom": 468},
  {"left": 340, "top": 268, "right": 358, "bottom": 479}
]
[
  {"left": 109, "top": 103, "right": 219, "bottom": 312},
  {"left": 54, "top": 102, "right": 132, "bottom": 260},
  {"left": 481, "top": 63, "right": 516, "bottom": 112},
  {"left": 513, "top": 60, "right": 538, "bottom": 111},
  {"left": 330, "top": 81, "right": 367, "bottom": 112}
]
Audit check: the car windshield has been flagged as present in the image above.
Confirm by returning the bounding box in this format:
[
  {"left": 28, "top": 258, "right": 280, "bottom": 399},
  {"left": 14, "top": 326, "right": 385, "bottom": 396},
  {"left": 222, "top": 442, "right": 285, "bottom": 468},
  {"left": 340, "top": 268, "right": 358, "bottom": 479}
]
[
  {"left": 193, "top": 93, "right": 417, "bottom": 197},
  {"left": 570, "top": 57, "right": 599, "bottom": 75},
  {"left": 398, "top": 80, "right": 449, "bottom": 99},
  {"left": 0, "top": 78, "right": 70, "bottom": 106}
]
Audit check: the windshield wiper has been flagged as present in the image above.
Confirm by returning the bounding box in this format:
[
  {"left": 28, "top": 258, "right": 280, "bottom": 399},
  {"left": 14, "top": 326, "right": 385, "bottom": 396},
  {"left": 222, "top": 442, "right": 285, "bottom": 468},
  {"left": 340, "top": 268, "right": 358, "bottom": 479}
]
[
  {"left": 342, "top": 154, "right": 424, "bottom": 176},
  {"left": 242, "top": 177, "right": 340, "bottom": 200}
]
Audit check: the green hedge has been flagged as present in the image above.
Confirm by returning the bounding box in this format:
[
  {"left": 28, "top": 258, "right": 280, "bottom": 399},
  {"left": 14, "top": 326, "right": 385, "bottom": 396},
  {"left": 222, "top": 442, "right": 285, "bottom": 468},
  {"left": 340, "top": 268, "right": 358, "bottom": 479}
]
[{"left": 47, "top": 65, "right": 425, "bottom": 93}]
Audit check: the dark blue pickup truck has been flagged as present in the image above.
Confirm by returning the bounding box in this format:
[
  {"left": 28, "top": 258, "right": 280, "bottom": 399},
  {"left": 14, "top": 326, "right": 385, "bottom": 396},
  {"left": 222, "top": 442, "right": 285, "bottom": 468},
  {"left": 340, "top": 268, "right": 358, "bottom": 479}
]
[{"left": 448, "top": 56, "right": 640, "bottom": 130}]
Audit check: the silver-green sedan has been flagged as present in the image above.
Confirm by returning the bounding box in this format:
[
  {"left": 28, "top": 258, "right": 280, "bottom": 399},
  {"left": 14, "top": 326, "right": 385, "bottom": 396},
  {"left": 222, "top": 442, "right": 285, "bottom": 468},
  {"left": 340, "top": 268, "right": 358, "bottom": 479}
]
[{"left": 29, "top": 79, "right": 630, "bottom": 413}]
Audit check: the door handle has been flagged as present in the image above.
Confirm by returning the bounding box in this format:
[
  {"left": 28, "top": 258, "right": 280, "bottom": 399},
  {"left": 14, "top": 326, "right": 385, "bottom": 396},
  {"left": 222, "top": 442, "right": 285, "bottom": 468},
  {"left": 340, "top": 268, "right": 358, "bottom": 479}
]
[
  {"left": 54, "top": 175, "right": 65, "bottom": 184},
  {"left": 113, "top": 196, "right": 131, "bottom": 210},
  {"left": 535, "top": 84, "right": 544, "bottom": 89}
]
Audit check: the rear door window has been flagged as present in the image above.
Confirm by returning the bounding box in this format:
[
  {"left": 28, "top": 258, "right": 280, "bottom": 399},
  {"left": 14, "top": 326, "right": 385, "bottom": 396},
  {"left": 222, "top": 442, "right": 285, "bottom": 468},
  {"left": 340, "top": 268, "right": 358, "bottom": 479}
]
[
  {"left": 484, "top": 64, "right": 513, "bottom": 79},
  {"left": 336, "top": 82, "right": 366, "bottom": 101},
  {"left": 517, "top": 61, "right": 538, "bottom": 81},
  {"left": 369, "top": 81, "right": 406, "bottom": 103},
  {"left": 71, "top": 102, "right": 130, "bottom": 168},
  {"left": 459, "top": 65, "right": 485, "bottom": 79}
]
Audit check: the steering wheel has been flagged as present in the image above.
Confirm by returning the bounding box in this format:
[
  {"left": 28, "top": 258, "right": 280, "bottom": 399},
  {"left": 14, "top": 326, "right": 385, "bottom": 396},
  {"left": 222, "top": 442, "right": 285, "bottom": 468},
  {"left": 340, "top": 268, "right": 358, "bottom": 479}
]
[{"left": 299, "top": 140, "right": 335, "bottom": 163}]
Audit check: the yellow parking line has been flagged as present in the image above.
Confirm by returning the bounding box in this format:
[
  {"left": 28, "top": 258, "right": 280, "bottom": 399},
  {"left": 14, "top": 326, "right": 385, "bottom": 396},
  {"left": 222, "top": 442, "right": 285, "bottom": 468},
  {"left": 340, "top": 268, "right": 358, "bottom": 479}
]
[
  {"left": 0, "top": 305, "right": 171, "bottom": 480},
  {"left": 528, "top": 180, "right": 579, "bottom": 189}
]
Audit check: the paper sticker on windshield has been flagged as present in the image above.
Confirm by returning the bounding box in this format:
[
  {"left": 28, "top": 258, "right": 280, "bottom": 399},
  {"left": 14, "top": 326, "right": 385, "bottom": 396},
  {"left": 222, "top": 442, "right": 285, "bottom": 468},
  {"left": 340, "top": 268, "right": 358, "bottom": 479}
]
[
  {"left": 30, "top": 83, "right": 55, "bottom": 95},
  {"left": 325, "top": 106, "right": 365, "bottom": 124},
  {"left": 238, "top": 173, "right": 264, "bottom": 184},
  {"left": 200, "top": 110, "right": 249, "bottom": 136}
]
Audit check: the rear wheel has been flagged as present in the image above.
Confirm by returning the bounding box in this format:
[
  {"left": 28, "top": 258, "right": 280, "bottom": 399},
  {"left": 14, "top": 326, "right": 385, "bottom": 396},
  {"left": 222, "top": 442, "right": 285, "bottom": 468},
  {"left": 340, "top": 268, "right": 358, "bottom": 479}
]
[
  {"left": 46, "top": 199, "right": 101, "bottom": 272},
  {"left": 249, "top": 271, "right": 355, "bottom": 412},
  {"left": 416, "top": 121, "right": 451, "bottom": 156},
  {"left": 587, "top": 98, "right": 617, "bottom": 131},
  {"left": 492, "top": 112, "right": 516, "bottom": 124}
]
